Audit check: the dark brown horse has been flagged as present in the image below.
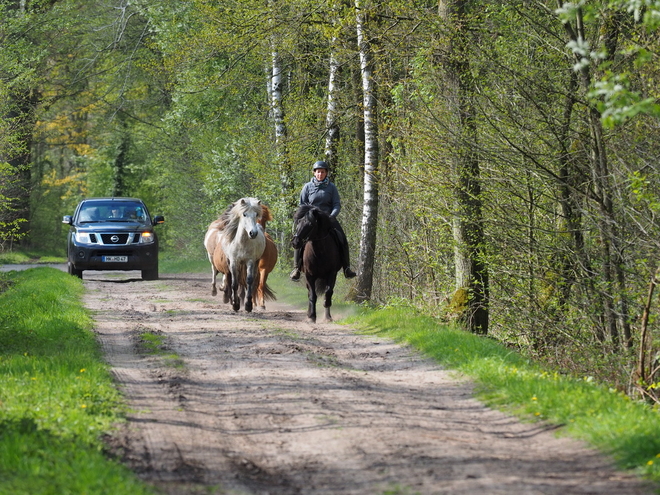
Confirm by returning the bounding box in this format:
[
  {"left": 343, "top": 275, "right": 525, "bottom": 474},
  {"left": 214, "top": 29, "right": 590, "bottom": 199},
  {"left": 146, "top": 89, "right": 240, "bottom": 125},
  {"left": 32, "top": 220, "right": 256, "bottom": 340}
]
[{"left": 292, "top": 204, "right": 342, "bottom": 323}]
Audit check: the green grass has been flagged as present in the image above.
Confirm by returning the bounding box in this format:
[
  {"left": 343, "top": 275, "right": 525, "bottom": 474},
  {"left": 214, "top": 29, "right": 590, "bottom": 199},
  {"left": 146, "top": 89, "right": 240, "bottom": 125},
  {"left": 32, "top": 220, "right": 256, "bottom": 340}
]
[
  {"left": 344, "top": 304, "right": 660, "bottom": 485},
  {"left": 138, "top": 331, "right": 185, "bottom": 369},
  {"left": 0, "top": 248, "right": 66, "bottom": 264},
  {"left": 0, "top": 268, "right": 154, "bottom": 495},
  {"left": 160, "top": 257, "right": 209, "bottom": 274}
]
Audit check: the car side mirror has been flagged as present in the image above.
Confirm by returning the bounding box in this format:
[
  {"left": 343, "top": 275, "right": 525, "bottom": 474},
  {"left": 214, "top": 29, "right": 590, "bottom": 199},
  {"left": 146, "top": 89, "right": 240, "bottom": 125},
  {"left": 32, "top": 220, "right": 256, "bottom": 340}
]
[
  {"left": 62, "top": 215, "right": 72, "bottom": 225},
  {"left": 153, "top": 215, "right": 164, "bottom": 225}
]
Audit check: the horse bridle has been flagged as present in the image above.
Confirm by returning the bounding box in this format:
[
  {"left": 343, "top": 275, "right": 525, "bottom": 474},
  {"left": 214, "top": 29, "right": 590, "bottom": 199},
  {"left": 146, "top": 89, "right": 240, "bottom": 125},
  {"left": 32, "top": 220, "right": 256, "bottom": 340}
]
[{"left": 292, "top": 217, "right": 330, "bottom": 245}]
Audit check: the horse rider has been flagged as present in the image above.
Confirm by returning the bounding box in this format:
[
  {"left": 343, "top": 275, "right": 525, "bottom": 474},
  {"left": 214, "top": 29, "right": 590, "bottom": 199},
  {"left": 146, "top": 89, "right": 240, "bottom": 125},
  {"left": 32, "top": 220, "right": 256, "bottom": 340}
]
[{"left": 290, "top": 160, "right": 357, "bottom": 281}]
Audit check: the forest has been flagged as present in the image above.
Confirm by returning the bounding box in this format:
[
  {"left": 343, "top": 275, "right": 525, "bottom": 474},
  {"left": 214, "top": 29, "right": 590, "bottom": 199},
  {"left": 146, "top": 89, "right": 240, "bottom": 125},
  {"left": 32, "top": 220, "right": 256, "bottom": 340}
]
[{"left": 3, "top": 0, "right": 660, "bottom": 400}]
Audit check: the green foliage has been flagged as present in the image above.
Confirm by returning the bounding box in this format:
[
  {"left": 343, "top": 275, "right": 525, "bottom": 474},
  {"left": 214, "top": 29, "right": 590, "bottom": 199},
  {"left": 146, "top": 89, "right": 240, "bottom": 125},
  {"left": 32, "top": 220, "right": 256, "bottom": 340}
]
[{"left": 0, "top": 268, "right": 153, "bottom": 494}]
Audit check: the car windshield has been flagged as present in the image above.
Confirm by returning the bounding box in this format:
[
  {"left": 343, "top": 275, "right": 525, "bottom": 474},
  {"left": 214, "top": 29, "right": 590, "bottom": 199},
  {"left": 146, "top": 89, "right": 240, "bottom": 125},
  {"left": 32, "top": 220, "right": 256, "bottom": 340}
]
[{"left": 78, "top": 202, "right": 149, "bottom": 224}]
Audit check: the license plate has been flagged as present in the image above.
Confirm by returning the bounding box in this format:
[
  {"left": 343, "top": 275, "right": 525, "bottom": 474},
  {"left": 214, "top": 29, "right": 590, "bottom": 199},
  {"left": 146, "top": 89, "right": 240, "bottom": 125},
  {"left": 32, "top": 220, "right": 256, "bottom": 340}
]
[{"left": 102, "top": 256, "right": 128, "bottom": 262}]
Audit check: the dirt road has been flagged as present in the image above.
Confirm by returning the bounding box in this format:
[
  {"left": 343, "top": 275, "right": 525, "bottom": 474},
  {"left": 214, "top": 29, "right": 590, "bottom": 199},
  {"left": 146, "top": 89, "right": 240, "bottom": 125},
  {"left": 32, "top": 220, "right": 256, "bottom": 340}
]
[{"left": 83, "top": 271, "right": 653, "bottom": 495}]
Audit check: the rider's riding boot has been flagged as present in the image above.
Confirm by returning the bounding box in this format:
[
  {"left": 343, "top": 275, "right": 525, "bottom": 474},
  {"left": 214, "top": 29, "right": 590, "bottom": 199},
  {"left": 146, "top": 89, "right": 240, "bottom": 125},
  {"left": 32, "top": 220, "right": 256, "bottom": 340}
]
[
  {"left": 344, "top": 267, "right": 357, "bottom": 279},
  {"left": 290, "top": 248, "right": 302, "bottom": 281}
]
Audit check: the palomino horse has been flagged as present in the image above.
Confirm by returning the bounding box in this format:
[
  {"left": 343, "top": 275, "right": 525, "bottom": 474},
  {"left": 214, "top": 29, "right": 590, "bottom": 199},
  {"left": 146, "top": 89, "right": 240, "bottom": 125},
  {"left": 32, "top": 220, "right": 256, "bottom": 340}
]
[
  {"left": 205, "top": 198, "right": 266, "bottom": 312},
  {"left": 292, "top": 204, "right": 342, "bottom": 322},
  {"left": 256, "top": 204, "right": 277, "bottom": 309}
]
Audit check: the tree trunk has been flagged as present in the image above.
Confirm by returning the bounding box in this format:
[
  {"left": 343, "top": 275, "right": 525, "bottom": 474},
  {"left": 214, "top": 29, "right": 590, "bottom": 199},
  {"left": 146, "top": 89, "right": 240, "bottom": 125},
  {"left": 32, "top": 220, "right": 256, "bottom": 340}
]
[
  {"left": 559, "top": 4, "right": 631, "bottom": 348},
  {"left": 439, "top": 0, "right": 489, "bottom": 334},
  {"left": 268, "top": 1, "right": 294, "bottom": 206},
  {"left": 112, "top": 114, "right": 129, "bottom": 197},
  {"left": 270, "top": 47, "right": 292, "bottom": 195},
  {"left": 324, "top": 47, "right": 341, "bottom": 170},
  {"left": 353, "top": 0, "right": 379, "bottom": 303},
  {"left": 556, "top": 70, "right": 609, "bottom": 340}
]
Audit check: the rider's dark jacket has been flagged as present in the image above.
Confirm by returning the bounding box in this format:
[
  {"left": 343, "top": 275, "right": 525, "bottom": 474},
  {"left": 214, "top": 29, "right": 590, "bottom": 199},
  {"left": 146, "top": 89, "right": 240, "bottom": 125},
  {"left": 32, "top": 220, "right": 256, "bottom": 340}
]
[{"left": 299, "top": 178, "right": 341, "bottom": 218}]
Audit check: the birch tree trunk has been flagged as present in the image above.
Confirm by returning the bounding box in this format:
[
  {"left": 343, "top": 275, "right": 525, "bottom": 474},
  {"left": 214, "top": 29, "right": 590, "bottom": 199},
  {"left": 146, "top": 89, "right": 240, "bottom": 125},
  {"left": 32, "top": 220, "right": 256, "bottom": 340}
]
[
  {"left": 270, "top": 46, "right": 292, "bottom": 194},
  {"left": 324, "top": 47, "right": 341, "bottom": 169},
  {"left": 439, "top": 0, "right": 489, "bottom": 334},
  {"left": 268, "top": 1, "right": 293, "bottom": 205},
  {"left": 353, "top": 0, "right": 379, "bottom": 302}
]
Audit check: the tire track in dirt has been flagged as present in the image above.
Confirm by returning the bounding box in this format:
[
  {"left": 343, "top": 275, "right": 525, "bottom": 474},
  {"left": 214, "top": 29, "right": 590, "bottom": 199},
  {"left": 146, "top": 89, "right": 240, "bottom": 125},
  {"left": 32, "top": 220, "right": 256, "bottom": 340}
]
[{"left": 83, "top": 271, "right": 655, "bottom": 495}]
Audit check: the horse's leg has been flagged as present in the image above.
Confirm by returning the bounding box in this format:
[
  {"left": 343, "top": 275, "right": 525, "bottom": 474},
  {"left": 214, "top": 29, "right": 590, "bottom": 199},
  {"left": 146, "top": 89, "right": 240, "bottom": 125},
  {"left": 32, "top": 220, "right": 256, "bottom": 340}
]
[
  {"left": 223, "top": 271, "right": 232, "bottom": 304},
  {"left": 324, "top": 273, "right": 338, "bottom": 322},
  {"left": 211, "top": 264, "right": 218, "bottom": 296},
  {"left": 258, "top": 269, "right": 266, "bottom": 310},
  {"left": 231, "top": 266, "right": 241, "bottom": 312},
  {"left": 245, "top": 260, "right": 255, "bottom": 313},
  {"left": 306, "top": 276, "right": 317, "bottom": 323}
]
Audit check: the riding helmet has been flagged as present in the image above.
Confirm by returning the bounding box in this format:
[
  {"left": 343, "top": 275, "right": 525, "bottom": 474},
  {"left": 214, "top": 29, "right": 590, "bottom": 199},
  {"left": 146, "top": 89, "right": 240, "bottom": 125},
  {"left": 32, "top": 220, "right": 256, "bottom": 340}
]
[{"left": 313, "top": 160, "right": 329, "bottom": 170}]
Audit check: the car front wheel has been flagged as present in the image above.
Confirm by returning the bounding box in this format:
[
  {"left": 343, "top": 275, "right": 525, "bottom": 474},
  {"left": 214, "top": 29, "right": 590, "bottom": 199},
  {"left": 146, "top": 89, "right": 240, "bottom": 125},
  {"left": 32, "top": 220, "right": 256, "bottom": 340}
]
[
  {"left": 68, "top": 262, "right": 83, "bottom": 279},
  {"left": 142, "top": 265, "right": 158, "bottom": 281}
]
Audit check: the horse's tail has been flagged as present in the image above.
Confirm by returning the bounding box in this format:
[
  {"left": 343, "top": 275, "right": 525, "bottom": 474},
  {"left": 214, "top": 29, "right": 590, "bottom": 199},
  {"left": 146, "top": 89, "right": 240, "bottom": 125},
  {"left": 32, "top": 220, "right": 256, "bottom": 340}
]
[{"left": 260, "top": 282, "right": 276, "bottom": 302}]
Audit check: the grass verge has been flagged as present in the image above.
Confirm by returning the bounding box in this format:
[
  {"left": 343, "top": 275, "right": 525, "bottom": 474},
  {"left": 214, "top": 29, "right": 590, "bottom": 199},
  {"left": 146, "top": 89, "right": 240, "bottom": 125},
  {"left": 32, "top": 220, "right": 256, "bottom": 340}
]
[
  {"left": 0, "top": 267, "right": 154, "bottom": 495},
  {"left": 0, "top": 248, "right": 66, "bottom": 264},
  {"left": 343, "top": 303, "right": 660, "bottom": 486}
]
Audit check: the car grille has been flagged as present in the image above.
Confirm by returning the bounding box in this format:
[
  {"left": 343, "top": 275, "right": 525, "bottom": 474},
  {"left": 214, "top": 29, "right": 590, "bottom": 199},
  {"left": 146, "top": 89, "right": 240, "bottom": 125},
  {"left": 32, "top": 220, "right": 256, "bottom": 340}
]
[
  {"left": 82, "top": 232, "right": 141, "bottom": 245},
  {"left": 100, "top": 233, "right": 131, "bottom": 244}
]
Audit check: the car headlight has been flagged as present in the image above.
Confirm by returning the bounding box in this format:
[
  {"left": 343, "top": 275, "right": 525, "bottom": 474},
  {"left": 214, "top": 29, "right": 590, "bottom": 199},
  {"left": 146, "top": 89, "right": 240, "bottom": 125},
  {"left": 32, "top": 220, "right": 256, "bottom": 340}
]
[
  {"left": 139, "top": 232, "right": 155, "bottom": 244},
  {"left": 74, "top": 232, "right": 94, "bottom": 244}
]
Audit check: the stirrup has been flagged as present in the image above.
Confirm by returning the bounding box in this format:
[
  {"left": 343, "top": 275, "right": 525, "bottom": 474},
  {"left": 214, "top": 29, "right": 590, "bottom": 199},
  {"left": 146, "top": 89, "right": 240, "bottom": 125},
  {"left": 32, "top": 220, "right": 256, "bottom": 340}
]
[
  {"left": 344, "top": 267, "right": 356, "bottom": 279},
  {"left": 290, "top": 268, "right": 301, "bottom": 281}
]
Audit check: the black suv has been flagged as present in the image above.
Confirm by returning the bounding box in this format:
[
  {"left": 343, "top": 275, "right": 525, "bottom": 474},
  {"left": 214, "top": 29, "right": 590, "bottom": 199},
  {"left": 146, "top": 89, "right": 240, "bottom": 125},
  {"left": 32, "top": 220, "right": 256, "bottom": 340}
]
[{"left": 63, "top": 197, "right": 164, "bottom": 280}]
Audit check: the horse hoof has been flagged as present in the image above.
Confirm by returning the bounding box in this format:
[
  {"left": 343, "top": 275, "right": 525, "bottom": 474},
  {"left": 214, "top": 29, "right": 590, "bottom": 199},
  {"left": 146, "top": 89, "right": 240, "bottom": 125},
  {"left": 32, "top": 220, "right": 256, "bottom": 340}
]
[
  {"left": 307, "top": 317, "right": 316, "bottom": 324},
  {"left": 245, "top": 301, "right": 253, "bottom": 313},
  {"left": 232, "top": 303, "right": 240, "bottom": 311},
  {"left": 211, "top": 288, "right": 217, "bottom": 296}
]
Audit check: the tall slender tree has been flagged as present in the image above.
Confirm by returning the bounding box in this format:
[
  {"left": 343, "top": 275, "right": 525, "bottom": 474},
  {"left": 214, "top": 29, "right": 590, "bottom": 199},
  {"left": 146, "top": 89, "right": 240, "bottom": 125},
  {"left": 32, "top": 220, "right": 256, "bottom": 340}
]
[
  {"left": 353, "top": 0, "right": 379, "bottom": 302},
  {"left": 558, "top": 2, "right": 631, "bottom": 347},
  {"left": 439, "top": 0, "right": 488, "bottom": 334}
]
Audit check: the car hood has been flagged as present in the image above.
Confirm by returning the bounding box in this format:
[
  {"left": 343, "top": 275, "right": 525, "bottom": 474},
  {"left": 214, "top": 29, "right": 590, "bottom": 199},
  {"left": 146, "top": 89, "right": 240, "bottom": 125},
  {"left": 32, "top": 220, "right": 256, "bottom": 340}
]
[{"left": 74, "top": 222, "right": 153, "bottom": 231}]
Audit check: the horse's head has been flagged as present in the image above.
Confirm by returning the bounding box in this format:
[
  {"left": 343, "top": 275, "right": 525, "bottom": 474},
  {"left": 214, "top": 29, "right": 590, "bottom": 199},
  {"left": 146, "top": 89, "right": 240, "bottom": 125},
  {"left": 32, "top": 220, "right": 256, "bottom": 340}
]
[
  {"left": 258, "top": 204, "right": 273, "bottom": 229},
  {"left": 223, "top": 197, "right": 263, "bottom": 241},
  {"left": 292, "top": 205, "right": 323, "bottom": 248},
  {"left": 239, "top": 198, "right": 263, "bottom": 239}
]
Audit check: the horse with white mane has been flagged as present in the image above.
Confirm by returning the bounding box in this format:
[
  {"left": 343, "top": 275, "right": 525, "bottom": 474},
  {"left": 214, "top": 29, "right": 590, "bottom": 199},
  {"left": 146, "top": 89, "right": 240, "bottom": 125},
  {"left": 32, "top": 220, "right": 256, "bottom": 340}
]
[{"left": 204, "top": 198, "right": 266, "bottom": 312}]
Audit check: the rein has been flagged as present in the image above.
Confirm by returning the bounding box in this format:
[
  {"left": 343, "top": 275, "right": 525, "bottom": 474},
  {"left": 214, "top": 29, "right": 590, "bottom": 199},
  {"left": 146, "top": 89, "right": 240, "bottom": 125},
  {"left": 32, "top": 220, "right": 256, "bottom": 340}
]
[{"left": 293, "top": 228, "right": 331, "bottom": 245}]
